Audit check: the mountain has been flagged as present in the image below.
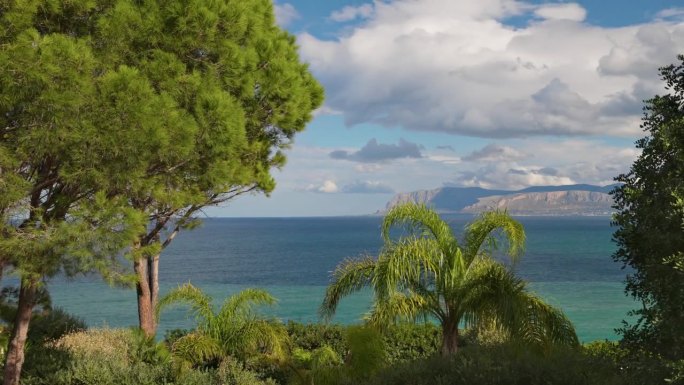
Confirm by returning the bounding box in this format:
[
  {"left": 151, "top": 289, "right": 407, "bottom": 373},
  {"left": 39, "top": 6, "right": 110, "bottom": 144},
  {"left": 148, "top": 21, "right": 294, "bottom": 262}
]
[
  {"left": 461, "top": 190, "right": 613, "bottom": 215},
  {"left": 381, "top": 184, "right": 618, "bottom": 215}
]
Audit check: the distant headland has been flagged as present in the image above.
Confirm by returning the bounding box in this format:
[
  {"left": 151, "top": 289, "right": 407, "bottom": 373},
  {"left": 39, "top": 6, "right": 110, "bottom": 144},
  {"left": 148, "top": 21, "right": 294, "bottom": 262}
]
[{"left": 378, "top": 184, "right": 619, "bottom": 216}]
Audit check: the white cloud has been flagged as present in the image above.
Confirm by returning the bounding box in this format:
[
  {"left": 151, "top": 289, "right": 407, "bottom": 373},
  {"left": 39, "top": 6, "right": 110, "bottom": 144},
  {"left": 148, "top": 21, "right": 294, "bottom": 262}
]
[
  {"left": 534, "top": 3, "right": 586, "bottom": 22},
  {"left": 298, "top": 0, "right": 684, "bottom": 138},
  {"left": 274, "top": 2, "right": 299, "bottom": 27},
  {"left": 330, "top": 4, "right": 374, "bottom": 22},
  {"left": 457, "top": 164, "right": 576, "bottom": 190},
  {"left": 462, "top": 144, "right": 528, "bottom": 162},
  {"left": 330, "top": 138, "right": 423, "bottom": 163},
  {"left": 450, "top": 139, "right": 640, "bottom": 190},
  {"left": 313, "top": 105, "right": 343, "bottom": 117},
  {"left": 656, "top": 8, "right": 684, "bottom": 21},
  {"left": 354, "top": 163, "right": 383, "bottom": 173},
  {"left": 304, "top": 180, "right": 339, "bottom": 193},
  {"left": 341, "top": 180, "right": 394, "bottom": 194}
]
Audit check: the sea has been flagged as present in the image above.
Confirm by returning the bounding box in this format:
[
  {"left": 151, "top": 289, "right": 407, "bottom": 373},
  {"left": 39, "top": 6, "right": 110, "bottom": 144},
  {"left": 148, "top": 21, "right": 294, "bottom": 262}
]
[{"left": 44, "top": 215, "right": 636, "bottom": 343}]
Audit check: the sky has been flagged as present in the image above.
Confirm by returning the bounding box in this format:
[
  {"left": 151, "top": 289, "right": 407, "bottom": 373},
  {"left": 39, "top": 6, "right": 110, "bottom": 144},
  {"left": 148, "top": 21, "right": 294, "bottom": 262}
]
[{"left": 209, "top": 0, "right": 684, "bottom": 217}]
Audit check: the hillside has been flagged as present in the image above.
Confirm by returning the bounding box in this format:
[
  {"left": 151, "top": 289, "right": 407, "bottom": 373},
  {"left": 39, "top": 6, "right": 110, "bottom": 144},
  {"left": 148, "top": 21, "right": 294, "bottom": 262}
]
[{"left": 381, "top": 184, "right": 617, "bottom": 215}]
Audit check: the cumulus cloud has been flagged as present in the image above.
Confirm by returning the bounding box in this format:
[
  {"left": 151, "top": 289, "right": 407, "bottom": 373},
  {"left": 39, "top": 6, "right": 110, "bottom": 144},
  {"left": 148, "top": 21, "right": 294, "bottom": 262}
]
[
  {"left": 330, "top": 138, "right": 422, "bottom": 163},
  {"left": 462, "top": 144, "right": 528, "bottom": 162},
  {"left": 341, "top": 180, "right": 394, "bottom": 194},
  {"left": 354, "top": 163, "right": 383, "bottom": 173},
  {"left": 274, "top": 2, "right": 299, "bottom": 27},
  {"left": 456, "top": 164, "right": 576, "bottom": 190},
  {"left": 534, "top": 3, "right": 586, "bottom": 22},
  {"left": 656, "top": 8, "right": 684, "bottom": 21},
  {"left": 330, "top": 4, "right": 374, "bottom": 22},
  {"left": 298, "top": 0, "right": 684, "bottom": 138},
  {"left": 448, "top": 139, "right": 640, "bottom": 190},
  {"left": 304, "top": 180, "right": 339, "bottom": 193}
]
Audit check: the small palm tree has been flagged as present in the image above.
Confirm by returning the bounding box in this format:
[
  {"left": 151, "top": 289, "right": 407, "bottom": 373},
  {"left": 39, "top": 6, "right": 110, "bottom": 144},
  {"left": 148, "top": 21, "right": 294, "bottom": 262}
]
[
  {"left": 156, "top": 284, "right": 289, "bottom": 368},
  {"left": 321, "top": 203, "right": 578, "bottom": 356}
]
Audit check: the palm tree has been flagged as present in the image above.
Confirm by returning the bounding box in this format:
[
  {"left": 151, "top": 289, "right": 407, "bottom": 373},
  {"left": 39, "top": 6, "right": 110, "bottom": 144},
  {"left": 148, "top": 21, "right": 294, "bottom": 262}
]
[
  {"left": 321, "top": 203, "right": 578, "bottom": 356},
  {"left": 156, "top": 284, "right": 289, "bottom": 368}
]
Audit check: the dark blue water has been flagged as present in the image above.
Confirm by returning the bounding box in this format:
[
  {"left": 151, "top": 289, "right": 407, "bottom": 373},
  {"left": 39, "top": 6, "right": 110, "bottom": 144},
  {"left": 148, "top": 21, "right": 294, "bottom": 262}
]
[{"left": 46, "top": 216, "right": 635, "bottom": 342}]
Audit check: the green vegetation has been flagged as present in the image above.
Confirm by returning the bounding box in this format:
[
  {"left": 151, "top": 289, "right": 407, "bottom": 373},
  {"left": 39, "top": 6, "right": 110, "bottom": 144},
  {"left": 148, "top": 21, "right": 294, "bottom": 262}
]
[
  {"left": 321, "top": 203, "right": 578, "bottom": 355},
  {"left": 612, "top": 54, "right": 684, "bottom": 361},
  {"left": 0, "top": 0, "right": 321, "bottom": 382},
  {"left": 157, "top": 284, "right": 289, "bottom": 370}
]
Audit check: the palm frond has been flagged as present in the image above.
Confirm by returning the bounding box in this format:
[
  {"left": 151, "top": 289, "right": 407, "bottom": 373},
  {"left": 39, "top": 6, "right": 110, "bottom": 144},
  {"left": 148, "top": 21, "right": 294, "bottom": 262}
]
[
  {"left": 509, "top": 293, "right": 579, "bottom": 348},
  {"left": 237, "top": 319, "right": 291, "bottom": 361},
  {"left": 373, "top": 237, "right": 442, "bottom": 299},
  {"left": 459, "top": 258, "right": 525, "bottom": 329},
  {"left": 381, "top": 203, "right": 458, "bottom": 253},
  {"left": 216, "top": 288, "right": 277, "bottom": 322},
  {"left": 365, "top": 291, "right": 432, "bottom": 326},
  {"left": 170, "top": 331, "right": 222, "bottom": 367},
  {"left": 463, "top": 210, "right": 525, "bottom": 264},
  {"left": 156, "top": 283, "right": 214, "bottom": 324},
  {"left": 320, "top": 256, "right": 376, "bottom": 320},
  {"left": 459, "top": 259, "right": 578, "bottom": 348}
]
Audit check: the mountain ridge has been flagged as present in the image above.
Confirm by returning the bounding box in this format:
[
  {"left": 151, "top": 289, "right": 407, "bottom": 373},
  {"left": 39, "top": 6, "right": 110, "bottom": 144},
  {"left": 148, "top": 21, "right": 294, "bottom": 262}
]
[{"left": 381, "top": 184, "right": 618, "bottom": 215}]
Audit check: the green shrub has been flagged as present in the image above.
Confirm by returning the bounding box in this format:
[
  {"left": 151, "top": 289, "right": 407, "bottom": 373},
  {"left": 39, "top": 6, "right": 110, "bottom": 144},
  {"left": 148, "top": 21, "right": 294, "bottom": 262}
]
[
  {"left": 217, "top": 360, "right": 278, "bottom": 385},
  {"left": 20, "top": 309, "right": 89, "bottom": 383},
  {"left": 345, "top": 326, "right": 386, "bottom": 379},
  {"left": 583, "top": 340, "right": 676, "bottom": 385},
  {"left": 382, "top": 323, "right": 440, "bottom": 362},
  {"left": 22, "top": 327, "right": 279, "bottom": 385},
  {"left": 325, "top": 343, "right": 627, "bottom": 385},
  {"left": 286, "top": 322, "right": 346, "bottom": 357},
  {"left": 286, "top": 321, "right": 440, "bottom": 364}
]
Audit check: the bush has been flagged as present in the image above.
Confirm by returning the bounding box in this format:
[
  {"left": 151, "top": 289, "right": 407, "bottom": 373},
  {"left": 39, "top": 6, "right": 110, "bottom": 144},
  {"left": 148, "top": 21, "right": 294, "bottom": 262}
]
[
  {"left": 286, "top": 321, "right": 440, "bottom": 364},
  {"left": 286, "top": 322, "right": 346, "bottom": 357},
  {"left": 382, "top": 323, "right": 440, "bottom": 362},
  {"left": 325, "top": 343, "right": 626, "bottom": 385},
  {"left": 21, "top": 327, "right": 279, "bottom": 385},
  {"left": 583, "top": 340, "right": 679, "bottom": 385},
  {"left": 20, "top": 308, "right": 87, "bottom": 383}
]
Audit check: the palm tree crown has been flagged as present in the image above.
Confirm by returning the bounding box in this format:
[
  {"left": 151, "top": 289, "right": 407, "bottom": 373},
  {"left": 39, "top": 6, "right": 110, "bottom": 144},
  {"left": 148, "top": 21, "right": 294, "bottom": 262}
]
[
  {"left": 321, "top": 203, "right": 578, "bottom": 355},
  {"left": 157, "top": 284, "right": 289, "bottom": 368}
]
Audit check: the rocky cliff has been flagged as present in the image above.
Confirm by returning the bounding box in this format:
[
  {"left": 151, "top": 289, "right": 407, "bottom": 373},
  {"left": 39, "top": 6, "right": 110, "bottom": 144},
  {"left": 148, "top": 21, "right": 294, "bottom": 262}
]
[
  {"left": 461, "top": 190, "right": 613, "bottom": 215},
  {"left": 381, "top": 184, "right": 616, "bottom": 215}
]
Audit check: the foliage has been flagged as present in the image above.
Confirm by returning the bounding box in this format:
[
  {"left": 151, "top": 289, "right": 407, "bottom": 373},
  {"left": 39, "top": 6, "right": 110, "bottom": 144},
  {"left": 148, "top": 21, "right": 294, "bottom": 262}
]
[
  {"left": 611, "top": 55, "right": 684, "bottom": 360},
  {"left": 286, "top": 322, "right": 346, "bottom": 357},
  {"left": 0, "top": 0, "right": 323, "bottom": 350},
  {"left": 321, "top": 204, "right": 578, "bottom": 355},
  {"left": 344, "top": 326, "right": 386, "bottom": 379},
  {"left": 20, "top": 327, "right": 277, "bottom": 385},
  {"left": 217, "top": 360, "right": 278, "bottom": 385},
  {"left": 320, "top": 343, "right": 626, "bottom": 385},
  {"left": 583, "top": 340, "right": 681, "bottom": 385},
  {"left": 382, "top": 323, "right": 441, "bottom": 362},
  {"left": 286, "top": 321, "right": 441, "bottom": 364},
  {"left": 157, "top": 284, "right": 289, "bottom": 369},
  {"left": 289, "top": 326, "right": 386, "bottom": 385}
]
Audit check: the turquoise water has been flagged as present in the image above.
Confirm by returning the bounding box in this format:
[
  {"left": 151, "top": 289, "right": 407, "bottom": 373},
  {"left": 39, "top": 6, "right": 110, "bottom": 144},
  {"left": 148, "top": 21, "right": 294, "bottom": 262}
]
[{"left": 45, "top": 216, "right": 636, "bottom": 343}]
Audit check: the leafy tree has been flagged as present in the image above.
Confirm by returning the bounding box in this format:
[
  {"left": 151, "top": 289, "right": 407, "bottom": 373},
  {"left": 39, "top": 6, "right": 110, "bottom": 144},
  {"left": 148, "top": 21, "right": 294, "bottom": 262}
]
[
  {"left": 156, "top": 284, "right": 289, "bottom": 370},
  {"left": 0, "top": 0, "right": 323, "bottom": 342},
  {"left": 321, "top": 204, "right": 578, "bottom": 356},
  {"left": 0, "top": 15, "right": 152, "bottom": 384},
  {"left": 612, "top": 55, "right": 684, "bottom": 360},
  {"left": 93, "top": 0, "right": 323, "bottom": 336}
]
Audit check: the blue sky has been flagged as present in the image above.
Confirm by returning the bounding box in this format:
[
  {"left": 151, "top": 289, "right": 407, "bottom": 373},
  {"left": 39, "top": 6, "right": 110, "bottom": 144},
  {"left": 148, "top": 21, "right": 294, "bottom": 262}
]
[{"left": 209, "top": 0, "right": 684, "bottom": 217}]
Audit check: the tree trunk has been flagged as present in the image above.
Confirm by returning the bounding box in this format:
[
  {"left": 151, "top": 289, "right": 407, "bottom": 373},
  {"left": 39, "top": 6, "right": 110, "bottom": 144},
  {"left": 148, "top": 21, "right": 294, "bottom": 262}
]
[
  {"left": 440, "top": 320, "right": 459, "bottom": 356},
  {"left": 134, "top": 255, "right": 159, "bottom": 337},
  {"left": 3, "top": 277, "right": 38, "bottom": 385}
]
